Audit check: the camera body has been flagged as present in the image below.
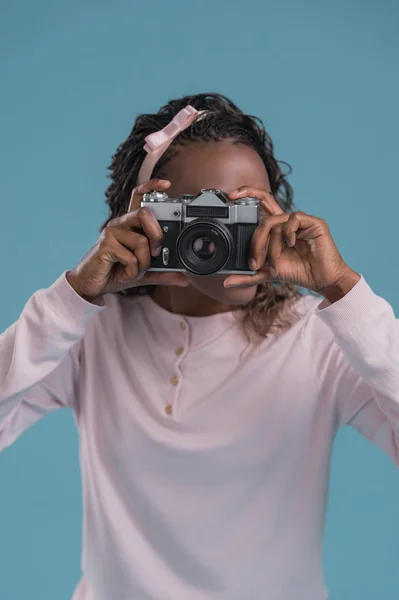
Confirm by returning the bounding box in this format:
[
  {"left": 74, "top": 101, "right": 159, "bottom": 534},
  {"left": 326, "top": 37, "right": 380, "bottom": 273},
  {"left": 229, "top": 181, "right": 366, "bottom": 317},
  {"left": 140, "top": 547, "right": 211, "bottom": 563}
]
[{"left": 142, "top": 188, "right": 260, "bottom": 276}]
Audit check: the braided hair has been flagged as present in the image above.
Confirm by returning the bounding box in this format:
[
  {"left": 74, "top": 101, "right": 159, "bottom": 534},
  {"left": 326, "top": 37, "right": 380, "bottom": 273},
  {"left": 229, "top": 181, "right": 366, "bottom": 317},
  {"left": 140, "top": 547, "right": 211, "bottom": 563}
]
[{"left": 103, "top": 93, "right": 304, "bottom": 340}]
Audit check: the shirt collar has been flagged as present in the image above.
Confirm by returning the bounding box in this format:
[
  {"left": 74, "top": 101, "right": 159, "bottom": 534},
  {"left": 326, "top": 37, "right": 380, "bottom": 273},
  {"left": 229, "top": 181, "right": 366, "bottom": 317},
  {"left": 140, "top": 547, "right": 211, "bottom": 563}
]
[{"left": 131, "top": 293, "right": 241, "bottom": 349}]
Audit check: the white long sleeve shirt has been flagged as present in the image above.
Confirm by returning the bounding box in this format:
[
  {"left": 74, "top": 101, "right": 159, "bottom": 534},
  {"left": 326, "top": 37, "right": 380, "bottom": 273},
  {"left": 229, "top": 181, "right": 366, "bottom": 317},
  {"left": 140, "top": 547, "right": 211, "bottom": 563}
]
[{"left": 0, "top": 272, "right": 398, "bottom": 600}]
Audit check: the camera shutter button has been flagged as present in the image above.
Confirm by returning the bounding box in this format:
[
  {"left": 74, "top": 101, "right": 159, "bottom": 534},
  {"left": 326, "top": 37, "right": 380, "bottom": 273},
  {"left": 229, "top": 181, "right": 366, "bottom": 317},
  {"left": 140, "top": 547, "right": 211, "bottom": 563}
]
[
  {"left": 143, "top": 191, "right": 169, "bottom": 202},
  {"left": 236, "top": 198, "right": 259, "bottom": 206}
]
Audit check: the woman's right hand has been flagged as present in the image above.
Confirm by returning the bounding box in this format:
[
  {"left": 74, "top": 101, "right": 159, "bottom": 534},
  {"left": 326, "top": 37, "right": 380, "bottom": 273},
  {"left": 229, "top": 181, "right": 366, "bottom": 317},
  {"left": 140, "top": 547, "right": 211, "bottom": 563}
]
[{"left": 66, "top": 179, "right": 189, "bottom": 302}]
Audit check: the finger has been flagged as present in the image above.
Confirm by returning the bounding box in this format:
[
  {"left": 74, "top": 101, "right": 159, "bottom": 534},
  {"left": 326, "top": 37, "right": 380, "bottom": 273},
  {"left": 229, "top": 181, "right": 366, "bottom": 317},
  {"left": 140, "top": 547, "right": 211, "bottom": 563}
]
[
  {"left": 113, "top": 207, "right": 164, "bottom": 257},
  {"left": 266, "top": 225, "right": 284, "bottom": 271},
  {"left": 136, "top": 208, "right": 164, "bottom": 257},
  {"left": 223, "top": 267, "right": 275, "bottom": 288},
  {"left": 282, "top": 212, "right": 301, "bottom": 247},
  {"left": 286, "top": 211, "right": 326, "bottom": 242},
  {"left": 228, "top": 186, "right": 284, "bottom": 215},
  {"left": 249, "top": 215, "right": 271, "bottom": 271},
  {"left": 249, "top": 214, "right": 289, "bottom": 270},
  {"left": 140, "top": 271, "right": 190, "bottom": 287},
  {"left": 112, "top": 228, "right": 151, "bottom": 275},
  {"left": 128, "top": 178, "right": 171, "bottom": 212},
  {"left": 105, "top": 239, "right": 139, "bottom": 281},
  {"left": 131, "top": 236, "right": 152, "bottom": 277}
]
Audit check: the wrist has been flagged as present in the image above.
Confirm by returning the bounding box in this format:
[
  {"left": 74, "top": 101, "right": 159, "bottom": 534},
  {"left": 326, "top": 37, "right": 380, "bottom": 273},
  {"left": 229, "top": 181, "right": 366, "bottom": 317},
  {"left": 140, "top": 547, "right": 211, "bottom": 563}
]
[
  {"left": 66, "top": 271, "right": 97, "bottom": 303},
  {"left": 320, "top": 268, "right": 361, "bottom": 304}
]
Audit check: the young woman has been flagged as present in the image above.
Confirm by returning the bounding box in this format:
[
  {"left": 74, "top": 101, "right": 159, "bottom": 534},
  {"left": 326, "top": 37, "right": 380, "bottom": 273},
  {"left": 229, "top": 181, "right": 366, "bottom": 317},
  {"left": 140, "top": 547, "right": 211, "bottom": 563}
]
[{"left": 1, "top": 93, "right": 398, "bottom": 600}]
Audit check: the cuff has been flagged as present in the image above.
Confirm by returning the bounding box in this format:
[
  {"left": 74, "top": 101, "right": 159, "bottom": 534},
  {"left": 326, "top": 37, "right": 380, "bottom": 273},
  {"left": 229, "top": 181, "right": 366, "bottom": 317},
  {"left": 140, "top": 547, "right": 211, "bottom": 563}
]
[
  {"left": 42, "top": 271, "right": 106, "bottom": 329},
  {"left": 315, "top": 274, "right": 385, "bottom": 339}
]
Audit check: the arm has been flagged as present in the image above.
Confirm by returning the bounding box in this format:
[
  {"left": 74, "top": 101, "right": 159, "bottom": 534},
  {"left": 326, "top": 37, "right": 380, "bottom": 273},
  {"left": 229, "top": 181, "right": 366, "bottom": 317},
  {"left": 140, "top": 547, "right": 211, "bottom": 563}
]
[
  {"left": 0, "top": 191, "right": 192, "bottom": 452},
  {"left": 0, "top": 272, "right": 105, "bottom": 451},
  {"left": 302, "top": 275, "right": 399, "bottom": 465}
]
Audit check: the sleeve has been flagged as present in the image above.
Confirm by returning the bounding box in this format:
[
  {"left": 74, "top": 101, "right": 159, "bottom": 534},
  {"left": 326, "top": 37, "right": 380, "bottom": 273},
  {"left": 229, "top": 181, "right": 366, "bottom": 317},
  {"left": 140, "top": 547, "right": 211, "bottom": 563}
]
[
  {"left": 302, "top": 275, "right": 399, "bottom": 466},
  {"left": 0, "top": 272, "right": 105, "bottom": 451}
]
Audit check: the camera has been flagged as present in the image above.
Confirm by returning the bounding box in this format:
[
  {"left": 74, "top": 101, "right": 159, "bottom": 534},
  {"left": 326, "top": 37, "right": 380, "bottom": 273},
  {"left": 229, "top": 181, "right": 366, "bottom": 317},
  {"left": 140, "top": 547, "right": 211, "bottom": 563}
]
[{"left": 142, "top": 188, "right": 260, "bottom": 276}]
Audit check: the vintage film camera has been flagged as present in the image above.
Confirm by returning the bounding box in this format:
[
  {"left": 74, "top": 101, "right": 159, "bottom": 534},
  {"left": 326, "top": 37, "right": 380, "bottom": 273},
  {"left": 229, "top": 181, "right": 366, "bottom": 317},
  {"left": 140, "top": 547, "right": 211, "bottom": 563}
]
[{"left": 142, "top": 188, "right": 260, "bottom": 276}]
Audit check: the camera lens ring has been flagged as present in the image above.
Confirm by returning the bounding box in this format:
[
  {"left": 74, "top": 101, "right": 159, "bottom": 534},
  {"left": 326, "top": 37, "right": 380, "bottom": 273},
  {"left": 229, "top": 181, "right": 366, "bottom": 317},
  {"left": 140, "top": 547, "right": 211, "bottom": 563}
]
[{"left": 177, "top": 219, "right": 233, "bottom": 276}]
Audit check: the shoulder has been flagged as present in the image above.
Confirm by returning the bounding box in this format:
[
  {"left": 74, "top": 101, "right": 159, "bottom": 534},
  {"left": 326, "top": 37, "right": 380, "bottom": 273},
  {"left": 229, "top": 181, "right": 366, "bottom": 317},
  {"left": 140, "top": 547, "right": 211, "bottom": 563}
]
[
  {"left": 277, "top": 290, "right": 328, "bottom": 335},
  {"left": 271, "top": 290, "right": 338, "bottom": 358},
  {"left": 291, "top": 292, "right": 344, "bottom": 375},
  {"left": 84, "top": 291, "right": 145, "bottom": 341},
  {"left": 295, "top": 291, "right": 337, "bottom": 340},
  {"left": 248, "top": 290, "right": 335, "bottom": 357}
]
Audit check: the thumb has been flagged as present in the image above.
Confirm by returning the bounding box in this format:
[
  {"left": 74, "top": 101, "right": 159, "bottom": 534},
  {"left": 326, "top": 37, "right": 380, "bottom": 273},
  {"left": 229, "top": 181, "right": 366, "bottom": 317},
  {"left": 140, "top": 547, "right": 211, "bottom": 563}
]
[{"left": 139, "top": 271, "right": 190, "bottom": 287}]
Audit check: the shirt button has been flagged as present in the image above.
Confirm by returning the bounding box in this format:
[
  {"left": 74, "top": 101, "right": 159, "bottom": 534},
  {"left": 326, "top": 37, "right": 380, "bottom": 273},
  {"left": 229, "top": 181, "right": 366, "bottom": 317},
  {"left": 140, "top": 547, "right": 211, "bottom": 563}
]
[
  {"left": 175, "top": 347, "right": 184, "bottom": 356},
  {"left": 179, "top": 321, "right": 186, "bottom": 330},
  {"left": 165, "top": 404, "right": 173, "bottom": 415},
  {"left": 170, "top": 375, "right": 179, "bottom": 385}
]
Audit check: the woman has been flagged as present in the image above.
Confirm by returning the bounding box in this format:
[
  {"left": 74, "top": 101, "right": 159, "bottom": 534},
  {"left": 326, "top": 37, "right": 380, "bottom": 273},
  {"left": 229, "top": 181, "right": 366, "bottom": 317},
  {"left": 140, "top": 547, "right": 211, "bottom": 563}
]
[{"left": 1, "top": 93, "right": 398, "bottom": 600}]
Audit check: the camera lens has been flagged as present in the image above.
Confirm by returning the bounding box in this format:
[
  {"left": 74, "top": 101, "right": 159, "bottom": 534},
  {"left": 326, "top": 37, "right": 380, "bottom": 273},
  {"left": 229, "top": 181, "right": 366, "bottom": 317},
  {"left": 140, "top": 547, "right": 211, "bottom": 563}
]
[
  {"left": 192, "top": 237, "right": 217, "bottom": 261},
  {"left": 177, "top": 219, "right": 233, "bottom": 276}
]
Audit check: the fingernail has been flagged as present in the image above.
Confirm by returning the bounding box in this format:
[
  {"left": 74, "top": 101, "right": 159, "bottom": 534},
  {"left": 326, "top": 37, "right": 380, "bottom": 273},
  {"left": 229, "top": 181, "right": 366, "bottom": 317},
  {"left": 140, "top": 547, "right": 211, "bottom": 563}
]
[
  {"left": 249, "top": 258, "right": 258, "bottom": 271},
  {"left": 153, "top": 246, "right": 162, "bottom": 257}
]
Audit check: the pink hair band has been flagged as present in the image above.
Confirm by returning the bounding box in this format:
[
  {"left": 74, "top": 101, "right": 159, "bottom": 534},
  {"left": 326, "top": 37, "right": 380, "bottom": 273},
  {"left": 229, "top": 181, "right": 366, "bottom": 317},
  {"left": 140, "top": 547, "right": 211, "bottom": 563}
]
[{"left": 136, "top": 105, "right": 205, "bottom": 186}]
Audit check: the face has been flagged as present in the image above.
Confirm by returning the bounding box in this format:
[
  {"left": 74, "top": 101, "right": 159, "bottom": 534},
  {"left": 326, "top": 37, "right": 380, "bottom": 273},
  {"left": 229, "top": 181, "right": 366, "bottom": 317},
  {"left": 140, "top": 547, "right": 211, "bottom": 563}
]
[{"left": 155, "top": 141, "right": 271, "bottom": 307}]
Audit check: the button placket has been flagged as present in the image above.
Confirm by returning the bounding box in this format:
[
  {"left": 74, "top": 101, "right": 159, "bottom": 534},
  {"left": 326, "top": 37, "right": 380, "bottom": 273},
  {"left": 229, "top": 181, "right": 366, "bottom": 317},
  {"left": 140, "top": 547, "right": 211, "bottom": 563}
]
[
  {"left": 170, "top": 375, "right": 179, "bottom": 386},
  {"left": 164, "top": 319, "right": 188, "bottom": 418}
]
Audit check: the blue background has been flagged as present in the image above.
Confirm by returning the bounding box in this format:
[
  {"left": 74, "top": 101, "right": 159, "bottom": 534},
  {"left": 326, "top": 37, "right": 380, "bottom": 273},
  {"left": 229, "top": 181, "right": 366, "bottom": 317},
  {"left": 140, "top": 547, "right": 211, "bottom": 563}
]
[{"left": 0, "top": 0, "right": 398, "bottom": 598}]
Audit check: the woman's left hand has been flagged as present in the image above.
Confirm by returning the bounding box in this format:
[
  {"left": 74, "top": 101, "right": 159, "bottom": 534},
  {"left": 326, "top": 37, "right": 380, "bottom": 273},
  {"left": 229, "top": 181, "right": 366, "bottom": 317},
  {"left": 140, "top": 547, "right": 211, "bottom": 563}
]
[{"left": 223, "top": 186, "right": 361, "bottom": 302}]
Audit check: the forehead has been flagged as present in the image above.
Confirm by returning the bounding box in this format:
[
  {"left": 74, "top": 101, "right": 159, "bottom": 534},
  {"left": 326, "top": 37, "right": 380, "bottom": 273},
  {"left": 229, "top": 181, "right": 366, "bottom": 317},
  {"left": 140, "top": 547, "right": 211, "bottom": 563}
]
[{"left": 157, "top": 140, "right": 270, "bottom": 197}]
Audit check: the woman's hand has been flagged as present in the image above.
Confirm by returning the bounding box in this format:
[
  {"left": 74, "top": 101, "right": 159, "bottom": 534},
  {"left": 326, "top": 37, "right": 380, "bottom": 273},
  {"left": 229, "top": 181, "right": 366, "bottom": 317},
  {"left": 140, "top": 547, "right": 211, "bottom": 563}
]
[
  {"left": 224, "top": 186, "right": 360, "bottom": 301},
  {"left": 67, "top": 179, "right": 189, "bottom": 302}
]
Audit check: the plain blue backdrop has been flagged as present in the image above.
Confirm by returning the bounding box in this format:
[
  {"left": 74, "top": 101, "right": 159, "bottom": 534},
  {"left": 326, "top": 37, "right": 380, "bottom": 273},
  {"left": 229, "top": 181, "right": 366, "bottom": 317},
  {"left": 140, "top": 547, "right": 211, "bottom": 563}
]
[{"left": 0, "top": 0, "right": 398, "bottom": 598}]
